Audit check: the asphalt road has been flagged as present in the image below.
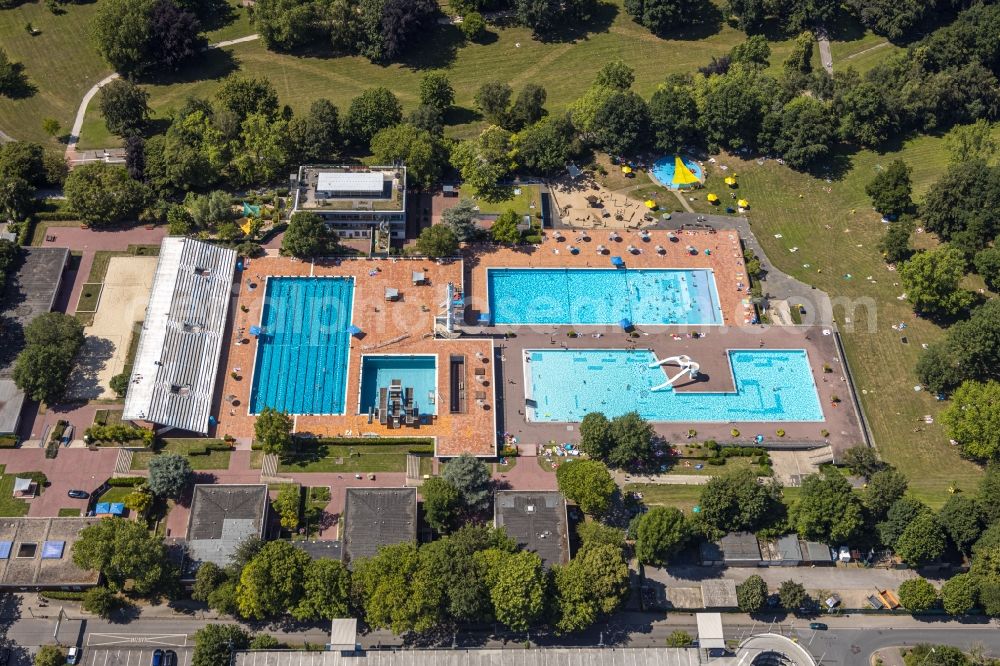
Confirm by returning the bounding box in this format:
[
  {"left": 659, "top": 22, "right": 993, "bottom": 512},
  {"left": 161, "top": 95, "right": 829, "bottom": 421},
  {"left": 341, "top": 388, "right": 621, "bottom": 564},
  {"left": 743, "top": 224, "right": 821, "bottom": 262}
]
[{"left": 4, "top": 611, "right": 1000, "bottom": 666}]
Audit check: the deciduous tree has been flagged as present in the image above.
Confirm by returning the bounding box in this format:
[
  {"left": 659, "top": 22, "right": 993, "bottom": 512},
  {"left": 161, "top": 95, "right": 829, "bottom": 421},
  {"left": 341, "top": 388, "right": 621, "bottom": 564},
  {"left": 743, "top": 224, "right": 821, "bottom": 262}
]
[
  {"left": 476, "top": 548, "right": 546, "bottom": 631},
  {"left": 792, "top": 471, "right": 864, "bottom": 544},
  {"left": 778, "top": 580, "right": 808, "bottom": 611},
  {"left": 900, "top": 247, "right": 974, "bottom": 318},
  {"left": 72, "top": 517, "right": 171, "bottom": 594},
  {"left": 556, "top": 460, "right": 616, "bottom": 516},
  {"left": 345, "top": 87, "right": 402, "bottom": 145},
  {"left": 99, "top": 79, "right": 151, "bottom": 138},
  {"left": 862, "top": 468, "right": 908, "bottom": 520},
  {"left": 942, "top": 381, "right": 1000, "bottom": 461},
  {"left": 592, "top": 91, "right": 650, "bottom": 156},
  {"left": 192, "top": 624, "right": 250, "bottom": 666},
  {"left": 898, "top": 577, "right": 938, "bottom": 613},
  {"left": 289, "top": 98, "right": 341, "bottom": 162},
  {"left": 421, "top": 476, "right": 462, "bottom": 533},
  {"left": 281, "top": 212, "right": 337, "bottom": 259},
  {"left": 419, "top": 72, "right": 454, "bottom": 112},
  {"left": 736, "top": 574, "right": 768, "bottom": 613},
  {"left": 579, "top": 412, "right": 612, "bottom": 459},
  {"left": 896, "top": 513, "right": 947, "bottom": 566},
  {"left": 634, "top": 507, "right": 688, "bottom": 565},
  {"left": 878, "top": 497, "right": 930, "bottom": 549},
  {"left": 490, "top": 209, "right": 522, "bottom": 244},
  {"left": 474, "top": 80, "right": 513, "bottom": 126},
  {"left": 216, "top": 75, "right": 279, "bottom": 121},
  {"left": 414, "top": 224, "right": 458, "bottom": 258},
  {"left": 371, "top": 123, "right": 447, "bottom": 189},
  {"left": 236, "top": 540, "right": 310, "bottom": 619},
  {"left": 65, "top": 162, "right": 149, "bottom": 228},
  {"left": 940, "top": 573, "right": 978, "bottom": 616},
  {"left": 253, "top": 407, "right": 294, "bottom": 455},
  {"left": 292, "top": 559, "right": 351, "bottom": 621},
  {"left": 450, "top": 126, "right": 517, "bottom": 200},
  {"left": 865, "top": 159, "right": 913, "bottom": 217},
  {"left": 938, "top": 494, "right": 983, "bottom": 555},
  {"left": 699, "top": 467, "right": 780, "bottom": 537}
]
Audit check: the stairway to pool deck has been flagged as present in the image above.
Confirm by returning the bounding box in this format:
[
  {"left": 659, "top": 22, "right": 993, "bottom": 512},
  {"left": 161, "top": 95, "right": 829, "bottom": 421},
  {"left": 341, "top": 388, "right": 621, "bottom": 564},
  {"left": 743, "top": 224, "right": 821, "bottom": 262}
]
[{"left": 113, "top": 449, "right": 134, "bottom": 476}]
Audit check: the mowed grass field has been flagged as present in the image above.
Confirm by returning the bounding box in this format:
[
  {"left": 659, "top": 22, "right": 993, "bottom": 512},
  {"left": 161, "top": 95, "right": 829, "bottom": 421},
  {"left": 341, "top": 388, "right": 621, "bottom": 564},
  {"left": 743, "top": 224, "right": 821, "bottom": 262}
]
[
  {"left": 77, "top": 0, "right": 808, "bottom": 149},
  {"left": 681, "top": 128, "right": 1000, "bottom": 506},
  {"left": 0, "top": 1, "right": 110, "bottom": 146}
]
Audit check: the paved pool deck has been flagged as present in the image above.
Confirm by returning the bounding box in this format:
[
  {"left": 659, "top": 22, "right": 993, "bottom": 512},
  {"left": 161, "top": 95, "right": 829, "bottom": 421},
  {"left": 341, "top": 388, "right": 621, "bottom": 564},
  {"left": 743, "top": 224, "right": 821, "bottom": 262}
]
[
  {"left": 212, "top": 254, "right": 497, "bottom": 457},
  {"left": 493, "top": 324, "right": 863, "bottom": 457},
  {"left": 464, "top": 228, "right": 752, "bottom": 329}
]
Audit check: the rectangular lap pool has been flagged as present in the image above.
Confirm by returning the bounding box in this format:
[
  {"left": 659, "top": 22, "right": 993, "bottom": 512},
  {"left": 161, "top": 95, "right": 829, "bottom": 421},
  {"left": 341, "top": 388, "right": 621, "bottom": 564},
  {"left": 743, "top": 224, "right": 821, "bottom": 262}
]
[
  {"left": 249, "top": 277, "right": 354, "bottom": 415},
  {"left": 487, "top": 268, "right": 723, "bottom": 326},
  {"left": 525, "top": 349, "right": 823, "bottom": 422},
  {"left": 359, "top": 354, "right": 438, "bottom": 416}
]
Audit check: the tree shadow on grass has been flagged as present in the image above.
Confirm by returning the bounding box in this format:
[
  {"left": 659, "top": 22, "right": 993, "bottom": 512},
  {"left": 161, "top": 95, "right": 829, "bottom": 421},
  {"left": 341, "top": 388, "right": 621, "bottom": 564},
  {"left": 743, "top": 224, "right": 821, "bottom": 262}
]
[
  {"left": 645, "top": 0, "right": 723, "bottom": 42},
  {"left": 197, "top": 0, "right": 238, "bottom": 33},
  {"left": 397, "top": 23, "right": 465, "bottom": 71},
  {"left": 444, "top": 106, "right": 482, "bottom": 127},
  {"left": 0, "top": 66, "right": 37, "bottom": 100},
  {"left": 533, "top": 1, "right": 618, "bottom": 44},
  {"left": 138, "top": 48, "right": 238, "bottom": 86}
]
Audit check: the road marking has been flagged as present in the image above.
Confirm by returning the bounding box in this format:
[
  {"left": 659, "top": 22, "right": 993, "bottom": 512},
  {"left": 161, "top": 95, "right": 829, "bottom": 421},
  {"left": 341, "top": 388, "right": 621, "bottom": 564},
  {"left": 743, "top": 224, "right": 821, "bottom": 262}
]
[{"left": 87, "top": 635, "right": 188, "bottom": 647}]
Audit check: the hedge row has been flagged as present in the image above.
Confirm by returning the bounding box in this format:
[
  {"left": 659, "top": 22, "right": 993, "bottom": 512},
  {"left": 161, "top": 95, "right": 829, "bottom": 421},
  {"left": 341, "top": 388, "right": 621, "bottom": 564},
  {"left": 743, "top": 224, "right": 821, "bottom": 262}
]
[
  {"left": 35, "top": 211, "right": 80, "bottom": 221},
  {"left": 187, "top": 443, "right": 233, "bottom": 456},
  {"left": 106, "top": 476, "right": 145, "bottom": 487},
  {"left": 40, "top": 591, "right": 86, "bottom": 601},
  {"left": 85, "top": 424, "right": 154, "bottom": 446},
  {"left": 0, "top": 434, "right": 18, "bottom": 448}
]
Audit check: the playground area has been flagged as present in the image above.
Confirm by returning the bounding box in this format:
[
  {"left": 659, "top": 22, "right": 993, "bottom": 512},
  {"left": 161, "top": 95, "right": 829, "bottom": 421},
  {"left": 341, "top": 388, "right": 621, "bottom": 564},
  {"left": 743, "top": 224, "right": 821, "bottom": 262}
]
[{"left": 67, "top": 256, "right": 157, "bottom": 401}]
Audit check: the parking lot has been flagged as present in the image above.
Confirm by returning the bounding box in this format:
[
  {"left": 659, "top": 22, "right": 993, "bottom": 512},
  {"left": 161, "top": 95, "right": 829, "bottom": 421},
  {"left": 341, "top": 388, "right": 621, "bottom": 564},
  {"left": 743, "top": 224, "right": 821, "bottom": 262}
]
[{"left": 79, "top": 645, "right": 191, "bottom": 666}]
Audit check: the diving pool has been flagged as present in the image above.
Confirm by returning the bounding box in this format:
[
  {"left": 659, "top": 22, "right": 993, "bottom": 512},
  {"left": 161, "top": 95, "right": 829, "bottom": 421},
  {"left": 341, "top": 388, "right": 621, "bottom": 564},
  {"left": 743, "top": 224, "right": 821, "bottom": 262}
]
[
  {"left": 359, "top": 355, "right": 438, "bottom": 416},
  {"left": 249, "top": 277, "right": 354, "bottom": 415},
  {"left": 525, "top": 349, "right": 823, "bottom": 422},
  {"left": 488, "top": 267, "right": 723, "bottom": 326}
]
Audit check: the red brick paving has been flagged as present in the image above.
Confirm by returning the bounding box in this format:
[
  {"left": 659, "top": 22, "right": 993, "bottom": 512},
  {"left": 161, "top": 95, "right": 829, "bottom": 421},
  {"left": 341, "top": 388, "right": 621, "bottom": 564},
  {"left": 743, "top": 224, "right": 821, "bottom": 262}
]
[{"left": 0, "top": 448, "right": 118, "bottom": 516}]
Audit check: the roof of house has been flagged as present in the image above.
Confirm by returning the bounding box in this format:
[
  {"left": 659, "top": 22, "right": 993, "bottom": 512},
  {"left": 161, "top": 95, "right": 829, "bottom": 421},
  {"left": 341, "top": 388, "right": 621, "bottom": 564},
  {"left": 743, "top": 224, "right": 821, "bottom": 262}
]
[
  {"left": 801, "top": 540, "right": 834, "bottom": 562},
  {"left": 718, "top": 532, "right": 762, "bottom": 563},
  {"left": 0, "top": 247, "right": 69, "bottom": 435},
  {"left": 317, "top": 171, "right": 385, "bottom": 194},
  {"left": 775, "top": 534, "right": 803, "bottom": 562},
  {"left": 493, "top": 491, "right": 569, "bottom": 568},
  {"left": 123, "top": 237, "right": 236, "bottom": 434},
  {"left": 342, "top": 488, "right": 416, "bottom": 566},
  {"left": 0, "top": 517, "right": 102, "bottom": 588},
  {"left": 700, "top": 579, "right": 738, "bottom": 608},
  {"left": 696, "top": 613, "right": 725, "bottom": 649},
  {"left": 234, "top": 649, "right": 701, "bottom": 666},
  {"left": 184, "top": 484, "right": 268, "bottom": 571}
]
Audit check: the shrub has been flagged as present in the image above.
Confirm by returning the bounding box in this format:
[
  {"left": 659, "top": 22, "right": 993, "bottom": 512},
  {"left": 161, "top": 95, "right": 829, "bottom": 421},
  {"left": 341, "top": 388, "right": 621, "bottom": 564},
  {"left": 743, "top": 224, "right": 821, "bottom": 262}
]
[
  {"left": 85, "top": 424, "right": 153, "bottom": 445},
  {"left": 776, "top": 429, "right": 785, "bottom": 437},
  {"left": 106, "top": 476, "right": 146, "bottom": 487}
]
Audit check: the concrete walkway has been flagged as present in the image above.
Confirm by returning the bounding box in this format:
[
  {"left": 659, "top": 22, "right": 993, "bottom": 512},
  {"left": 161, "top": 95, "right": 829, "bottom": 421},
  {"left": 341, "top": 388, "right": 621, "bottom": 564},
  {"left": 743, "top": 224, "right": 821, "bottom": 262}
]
[
  {"left": 65, "top": 34, "right": 260, "bottom": 162},
  {"left": 816, "top": 34, "right": 834, "bottom": 74}
]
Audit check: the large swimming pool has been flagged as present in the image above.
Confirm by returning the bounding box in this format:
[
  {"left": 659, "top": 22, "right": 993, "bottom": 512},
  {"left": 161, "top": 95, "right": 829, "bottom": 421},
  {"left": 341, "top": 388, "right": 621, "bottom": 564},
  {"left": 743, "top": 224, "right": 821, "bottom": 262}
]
[
  {"left": 249, "top": 277, "right": 354, "bottom": 415},
  {"left": 488, "top": 268, "right": 723, "bottom": 326},
  {"left": 525, "top": 349, "right": 824, "bottom": 422}
]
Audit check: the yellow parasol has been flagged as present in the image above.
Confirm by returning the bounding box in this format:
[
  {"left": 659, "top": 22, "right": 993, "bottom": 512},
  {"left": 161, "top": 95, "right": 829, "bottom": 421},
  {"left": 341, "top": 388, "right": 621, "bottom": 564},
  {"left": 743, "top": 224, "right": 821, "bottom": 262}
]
[
  {"left": 706, "top": 193, "right": 719, "bottom": 203},
  {"left": 239, "top": 218, "right": 253, "bottom": 235},
  {"left": 644, "top": 199, "right": 657, "bottom": 209},
  {"left": 622, "top": 165, "right": 633, "bottom": 174},
  {"left": 724, "top": 176, "right": 737, "bottom": 186},
  {"left": 738, "top": 199, "right": 749, "bottom": 208}
]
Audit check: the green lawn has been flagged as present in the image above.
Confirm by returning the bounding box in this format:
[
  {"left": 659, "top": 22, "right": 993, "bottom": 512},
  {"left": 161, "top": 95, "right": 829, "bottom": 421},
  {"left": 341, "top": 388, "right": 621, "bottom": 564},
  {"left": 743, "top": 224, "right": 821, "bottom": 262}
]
[
  {"left": 97, "top": 487, "right": 133, "bottom": 504},
  {"left": 75, "top": 0, "right": 819, "bottom": 149},
  {"left": 678, "top": 128, "right": 1000, "bottom": 507},
  {"left": 0, "top": 466, "right": 32, "bottom": 517},
  {"left": 58, "top": 508, "right": 82, "bottom": 517},
  {"left": 278, "top": 441, "right": 434, "bottom": 473},
  {"left": 666, "top": 456, "right": 768, "bottom": 477},
  {"left": 131, "top": 438, "right": 232, "bottom": 471},
  {"left": 0, "top": 1, "right": 110, "bottom": 146},
  {"left": 458, "top": 184, "right": 541, "bottom": 217},
  {"left": 75, "top": 283, "right": 102, "bottom": 313},
  {"left": 626, "top": 482, "right": 803, "bottom": 513}
]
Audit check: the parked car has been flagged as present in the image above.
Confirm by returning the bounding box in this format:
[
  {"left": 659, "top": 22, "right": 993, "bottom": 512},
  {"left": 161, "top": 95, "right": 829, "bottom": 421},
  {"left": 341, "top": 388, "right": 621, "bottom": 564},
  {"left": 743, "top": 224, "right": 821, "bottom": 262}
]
[
  {"left": 151, "top": 649, "right": 163, "bottom": 666},
  {"left": 60, "top": 425, "right": 74, "bottom": 447},
  {"left": 809, "top": 622, "right": 827, "bottom": 631},
  {"left": 163, "top": 650, "right": 177, "bottom": 666},
  {"left": 67, "top": 490, "right": 89, "bottom": 499},
  {"left": 66, "top": 647, "right": 80, "bottom": 664}
]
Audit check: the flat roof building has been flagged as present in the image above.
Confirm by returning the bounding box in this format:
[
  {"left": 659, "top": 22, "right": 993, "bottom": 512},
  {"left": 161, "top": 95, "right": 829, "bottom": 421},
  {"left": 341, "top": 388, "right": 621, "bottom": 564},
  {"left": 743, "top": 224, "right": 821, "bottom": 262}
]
[
  {"left": 0, "top": 247, "right": 70, "bottom": 437},
  {"left": 182, "top": 484, "right": 268, "bottom": 575},
  {"left": 122, "top": 237, "right": 237, "bottom": 434},
  {"left": 341, "top": 488, "right": 416, "bottom": 566},
  {"left": 235, "top": 648, "right": 701, "bottom": 666},
  {"left": 494, "top": 491, "right": 569, "bottom": 568},
  {"left": 292, "top": 166, "right": 407, "bottom": 241},
  {"left": 700, "top": 532, "right": 762, "bottom": 567},
  {"left": 0, "top": 517, "right": 102, "bottom": 589}
]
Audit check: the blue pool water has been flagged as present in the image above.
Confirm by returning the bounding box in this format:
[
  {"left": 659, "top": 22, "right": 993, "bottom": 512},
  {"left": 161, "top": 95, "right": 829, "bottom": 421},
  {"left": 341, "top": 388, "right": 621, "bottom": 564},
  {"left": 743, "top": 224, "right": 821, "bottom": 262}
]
[
  {"left": 249, "top": 277, "right": 354, "bottom": 415},
  {"left": 488, "top": 268, "right": 723, "bottom": 326},
  {"left": 359, "top": 355, "right": 438, "bottom": 416},
  {"left": 526, "top": 349, "right": 824, "bottom": 422},
  {"left": 650, "top": 155, "right": 704, "bottom": 189}
]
